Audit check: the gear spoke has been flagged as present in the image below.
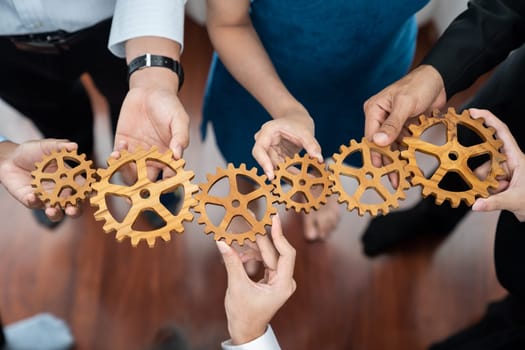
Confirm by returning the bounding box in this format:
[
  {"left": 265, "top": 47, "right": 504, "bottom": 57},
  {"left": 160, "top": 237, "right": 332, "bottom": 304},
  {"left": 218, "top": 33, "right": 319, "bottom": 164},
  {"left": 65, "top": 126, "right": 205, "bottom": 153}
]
[{"left": 467, "top": 143, "right": 493, "bottom": 157}]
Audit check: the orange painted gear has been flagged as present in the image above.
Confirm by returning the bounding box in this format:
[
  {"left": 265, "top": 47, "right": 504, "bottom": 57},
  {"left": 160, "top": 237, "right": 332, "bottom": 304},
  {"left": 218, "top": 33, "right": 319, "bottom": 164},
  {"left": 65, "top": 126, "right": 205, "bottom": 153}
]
[
  {"left": 90, "top": 146, "right": 198, "bottom": 247},
  {"left": 194, "top": 163, "right": 277, "bottom": 245},
  {"left": 401, "top": 108, "right": 506, "bottom": 207},
  {"left": 31, "top": 148, "right": 96, "bottom": 209},
  {"left": 328, "top": 138, "right": 410, "bottom": 216},
  {"left": 271, "top": 154, "right": 332, "bottom": 213}
]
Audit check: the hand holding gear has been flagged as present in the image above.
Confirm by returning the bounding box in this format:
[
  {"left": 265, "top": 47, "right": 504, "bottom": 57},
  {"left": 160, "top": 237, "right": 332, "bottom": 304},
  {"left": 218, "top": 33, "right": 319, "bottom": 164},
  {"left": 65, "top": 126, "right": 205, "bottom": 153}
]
[
  {"left": 401, "top": 108, "right": 506, "bottom": 207},
  {"left": 31, "top": 148, "right": 96, "bottom": 209},
  {"left": 90, "top": 146, "right": 198, "bottom": 247}
]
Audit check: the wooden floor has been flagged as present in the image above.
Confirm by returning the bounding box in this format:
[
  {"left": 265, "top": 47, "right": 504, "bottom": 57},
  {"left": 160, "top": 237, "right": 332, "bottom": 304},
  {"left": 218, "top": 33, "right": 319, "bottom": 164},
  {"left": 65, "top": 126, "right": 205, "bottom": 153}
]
[{"left": 0, "top": 20, "right": 506, "bottom": 350}]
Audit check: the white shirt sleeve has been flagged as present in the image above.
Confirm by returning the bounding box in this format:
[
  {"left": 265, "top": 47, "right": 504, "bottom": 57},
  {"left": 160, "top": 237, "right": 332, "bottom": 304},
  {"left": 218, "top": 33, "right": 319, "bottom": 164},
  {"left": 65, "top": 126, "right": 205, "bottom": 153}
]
[
  {"left": 221, "top": 326, "right": 281, "bottom": 350},
  {"left": 108, "top": 0, "right": 186, "bottom": 58}
]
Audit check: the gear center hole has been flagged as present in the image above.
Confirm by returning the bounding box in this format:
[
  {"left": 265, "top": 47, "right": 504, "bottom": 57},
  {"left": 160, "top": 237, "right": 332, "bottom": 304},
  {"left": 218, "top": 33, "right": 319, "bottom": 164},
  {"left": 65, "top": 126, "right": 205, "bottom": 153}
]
[
  {"left": 140, "top": 189, "right": 151, "bottom": 199},
  {"left": 232, "top": 199, "right": 240, "bottom": 208},
  {"left": 448, "top": 152, "right": 458, "bottom": 161},
  {"left": 365, "top": 172, "right": 373, "bottom": 180},
  {"left": 299, "top": 179, "right": 306, "bottom": 186},
  {"left": 60, "top": 174, "right": 67, "bottom": 180}
]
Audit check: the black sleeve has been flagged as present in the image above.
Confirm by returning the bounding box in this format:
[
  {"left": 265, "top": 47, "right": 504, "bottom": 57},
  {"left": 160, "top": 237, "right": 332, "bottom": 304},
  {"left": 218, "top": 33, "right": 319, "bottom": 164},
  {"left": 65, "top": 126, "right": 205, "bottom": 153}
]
[{"left": 421, "top": 0, "right": 525, "bottom": 98}]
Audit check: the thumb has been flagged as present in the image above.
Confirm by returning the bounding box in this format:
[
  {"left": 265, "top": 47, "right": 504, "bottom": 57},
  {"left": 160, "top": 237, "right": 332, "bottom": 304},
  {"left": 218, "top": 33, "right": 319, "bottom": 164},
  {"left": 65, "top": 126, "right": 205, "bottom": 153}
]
[
  {"left": 216, "top": 241, "right": 248, "bottom": 284},
  {"left": 373, "top": 99, "right": 414, "bottom": 146},
  {"left": 472, "top": 192, "right": 516, "bottom": 213}
]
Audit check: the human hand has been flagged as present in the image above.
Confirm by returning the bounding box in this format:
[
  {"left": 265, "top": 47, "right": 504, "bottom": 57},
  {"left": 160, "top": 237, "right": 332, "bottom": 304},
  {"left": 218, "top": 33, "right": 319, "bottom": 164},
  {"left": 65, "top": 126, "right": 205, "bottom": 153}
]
[
  {"left": 363, "top": 65, "right": 447, "bottom": 165},
  {"left": 252, "top": 106, "right": 323, "bottom": 180},
  {"left": 115, "top": 67, "right": 190, "bottom": 159},
  {"left": 216, "top": 214, "right": 297, "bottom": 345},
  {"left": 470, "top": 109, "right": 525, "bottom": 221},
  {"left": 0, "top": 139, "right": 80, "bottom": 220}
]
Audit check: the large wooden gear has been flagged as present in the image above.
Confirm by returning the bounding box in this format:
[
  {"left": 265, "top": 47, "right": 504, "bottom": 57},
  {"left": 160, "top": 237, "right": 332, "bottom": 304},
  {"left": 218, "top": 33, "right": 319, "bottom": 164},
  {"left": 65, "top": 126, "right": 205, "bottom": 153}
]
[
  {"left": 271, "top": 154, "right": 333, "bottom": 213},
  {"left": 90, "top": 146, "right": 198, "bottom": 247},
  {"left": 31, "top": 148, "right": 96, "bottom": 209},
  {"left": 194, "top": 163, "right": 276, "bottom": 245},
  {"left": 329, "top": 138, "right": 410, "bottom": 216},
  {"left": 401, "top": 108, "right": 506, "bottom": 207}
]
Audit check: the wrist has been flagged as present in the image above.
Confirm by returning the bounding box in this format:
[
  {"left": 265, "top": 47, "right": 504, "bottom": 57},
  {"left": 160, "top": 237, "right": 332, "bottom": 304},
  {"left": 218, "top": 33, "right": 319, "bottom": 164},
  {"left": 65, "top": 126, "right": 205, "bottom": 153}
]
[
  {"left": 228, "top": 321, "right": 267, "bottom": 345},
  {"left": 128, "top": 66, "right": 180, "bottom": 93}
]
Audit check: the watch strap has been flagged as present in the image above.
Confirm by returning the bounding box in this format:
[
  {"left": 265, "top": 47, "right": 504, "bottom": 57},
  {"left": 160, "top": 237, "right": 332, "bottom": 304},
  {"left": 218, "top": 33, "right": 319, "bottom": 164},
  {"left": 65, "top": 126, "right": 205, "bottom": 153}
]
[{"left": 128, "top": 53, "right": 184, "bottom": 90}]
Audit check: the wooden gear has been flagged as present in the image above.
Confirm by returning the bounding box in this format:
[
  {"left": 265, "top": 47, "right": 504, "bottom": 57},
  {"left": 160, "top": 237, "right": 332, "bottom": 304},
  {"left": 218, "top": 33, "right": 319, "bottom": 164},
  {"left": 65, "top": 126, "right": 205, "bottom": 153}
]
[
  {"left": 90, "top": 146, "right": 198, "bottom": 247},
  {"left": 31, "top": 148, "right": 96, "bottom": 209},
  {"left": 329, "top": 138, "right": 410, "bottom": 216},
  {"left": 194, "top": 163, "right": 276, "bottom": 245},
  {"left": 401, "top": 108, "right": 506, "bottom": 207},
  {"left": 271, "top": 154, "right": 333, "bottom": 213}
]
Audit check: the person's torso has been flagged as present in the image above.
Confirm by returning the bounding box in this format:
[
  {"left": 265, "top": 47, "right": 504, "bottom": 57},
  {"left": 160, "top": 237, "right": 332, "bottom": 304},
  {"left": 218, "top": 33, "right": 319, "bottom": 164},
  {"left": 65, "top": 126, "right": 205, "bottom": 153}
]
[
  {"left": 0, "top": 0, "right": 115, "bottom": 35},
  {"left": 250, "top": 0, "right": 429, "bottom": 84}
]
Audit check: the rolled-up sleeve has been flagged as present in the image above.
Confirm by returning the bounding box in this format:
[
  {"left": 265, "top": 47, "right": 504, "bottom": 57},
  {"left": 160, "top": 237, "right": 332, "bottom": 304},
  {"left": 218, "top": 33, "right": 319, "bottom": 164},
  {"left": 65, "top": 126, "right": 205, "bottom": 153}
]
[
  {"left": 221, "top": 326, "right": 281, "bottom": 350},
  {"left": 108, "top": 0, "right": 186, "bottom": 58}
]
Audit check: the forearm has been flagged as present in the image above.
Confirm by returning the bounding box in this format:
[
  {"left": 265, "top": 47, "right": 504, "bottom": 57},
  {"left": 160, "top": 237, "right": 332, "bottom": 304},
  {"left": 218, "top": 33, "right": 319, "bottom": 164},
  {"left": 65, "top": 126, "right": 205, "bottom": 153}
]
[{"left": 208, "top": 12, "right": 305, "bottom": 119}]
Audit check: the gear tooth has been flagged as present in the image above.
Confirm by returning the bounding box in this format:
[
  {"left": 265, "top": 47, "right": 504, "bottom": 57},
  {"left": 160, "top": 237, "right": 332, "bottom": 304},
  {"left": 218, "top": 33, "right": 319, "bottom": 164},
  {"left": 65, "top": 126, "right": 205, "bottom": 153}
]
[
  {"left": 146, "top": 237, "right": 157, "bottom": 248},
  {"left": 434, "top": 195, "right": 445, "bottom": 206}
]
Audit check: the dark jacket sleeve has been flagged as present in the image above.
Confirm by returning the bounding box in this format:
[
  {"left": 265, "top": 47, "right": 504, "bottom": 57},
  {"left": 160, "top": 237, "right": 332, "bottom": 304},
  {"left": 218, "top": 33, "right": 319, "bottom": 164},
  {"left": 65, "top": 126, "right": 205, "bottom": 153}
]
[{"left": 421, "top": 0, "right": 525, "bottom": 98}]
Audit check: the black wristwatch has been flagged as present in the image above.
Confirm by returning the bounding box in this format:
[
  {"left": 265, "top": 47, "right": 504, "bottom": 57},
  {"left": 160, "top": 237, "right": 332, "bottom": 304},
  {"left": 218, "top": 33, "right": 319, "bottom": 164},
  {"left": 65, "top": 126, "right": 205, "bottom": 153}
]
[{"left": 127, "top": 53, "right": 184, "bottom": 91}]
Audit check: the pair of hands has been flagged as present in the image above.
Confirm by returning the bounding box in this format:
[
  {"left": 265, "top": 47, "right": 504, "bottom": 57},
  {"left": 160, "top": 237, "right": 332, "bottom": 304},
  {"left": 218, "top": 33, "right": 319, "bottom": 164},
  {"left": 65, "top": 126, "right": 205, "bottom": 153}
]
[
  {"left": 217, "top": 214, "right": 296, "bottom": 345},
  {"left": 363, "top": 65, "right": 525, "bottom": 221}
]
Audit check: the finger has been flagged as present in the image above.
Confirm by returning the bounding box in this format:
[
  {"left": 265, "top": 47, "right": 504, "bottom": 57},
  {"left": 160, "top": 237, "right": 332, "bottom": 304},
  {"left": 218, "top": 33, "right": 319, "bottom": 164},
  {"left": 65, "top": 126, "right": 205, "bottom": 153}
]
[
  {"left": 271, "top": 215, "right": 296, "bottom": 280},
  {"left": 364, "top": 100, "right": 389, "bottom": 140},
  {"left": 40, "top": 139, "right": 78, "bottom": 155},
  {"left": 473, "top": 160, "right": 492, "bottom": 180},
  {"left": 374, "top": 98, "right": 414, "bottom": 146},
  {"left": 472, "top": 191, "right": 518, "bottom": 213},
  {"left": 45, "top": 205, "right": 64, "bottom": 222},
  {"left": 256, "top": 231, "right": 279, "bottom": 271},
  {"left": 26, "top": 193, "right": 44, "bottom": 209},
  {"left": 382, "top": 154, "right": 399, "bottom": 189},
  {"left": 216, "top": 241, "right": 250, "bottom": 284},
  {"left": 301, "top": 136, "right": 323, "bottom": 163},
  {"left": 252, "top": 143, "right": 275, "bottom": 180},
  {"left": 64, "top": 204, "right": 81, "bottom": 218},
  {"left": 469, "top": 108, "right": 520, "bottom": 156}
]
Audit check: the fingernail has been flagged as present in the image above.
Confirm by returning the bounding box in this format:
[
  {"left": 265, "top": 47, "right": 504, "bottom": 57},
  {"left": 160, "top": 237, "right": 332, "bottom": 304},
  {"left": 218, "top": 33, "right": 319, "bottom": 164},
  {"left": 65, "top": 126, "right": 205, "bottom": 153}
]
[
  {"left": 265, "top": 171, "right": 273, "bottom": 181},
  {"left": 373, "top": 133, "right": 388, "bottom": 145},
  {"left": 173, "top": 145, "right": 183, "bottom": 158},
  {"left": 216, "top": 241, "right": 230, "bottom": 253}
]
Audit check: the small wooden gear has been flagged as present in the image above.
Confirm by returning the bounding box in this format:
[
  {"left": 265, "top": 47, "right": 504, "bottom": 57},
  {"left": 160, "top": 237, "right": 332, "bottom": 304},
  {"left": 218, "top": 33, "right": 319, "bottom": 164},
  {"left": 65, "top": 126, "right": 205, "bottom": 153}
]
[
  {"left": 194, "top": 163, "right": 276, "bottom": 245},
  {"left": 271, "top": 154, "right": 333, "bottom": 213},
  {"left": 31, "top": 148, "right": 96, "bottom": 209},
  {"left": 90, "top": 146, "right": 198, "bottom": 247},
  {"left": 329, "top": 138, "right": 410, "bottom": 216},
  {"left": 401, "top": 108, "right": 506, "bottom": 207}
]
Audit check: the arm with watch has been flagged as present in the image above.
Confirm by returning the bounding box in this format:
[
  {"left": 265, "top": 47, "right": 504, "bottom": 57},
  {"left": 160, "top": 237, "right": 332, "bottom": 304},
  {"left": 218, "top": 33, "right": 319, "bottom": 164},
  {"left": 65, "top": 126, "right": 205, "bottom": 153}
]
[{"left": 108, "top": 0, "right": 189, "bottom": 159}]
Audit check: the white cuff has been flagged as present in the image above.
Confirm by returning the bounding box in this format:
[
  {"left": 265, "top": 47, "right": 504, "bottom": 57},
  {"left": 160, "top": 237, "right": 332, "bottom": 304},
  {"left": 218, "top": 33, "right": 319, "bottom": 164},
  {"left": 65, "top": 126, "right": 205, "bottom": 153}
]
[
  {"left": 222, "top": 326, "right": 281, "bottom": 350},
  {"left": 108, "top": 0, "right": 186, "bottom": 58}
]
